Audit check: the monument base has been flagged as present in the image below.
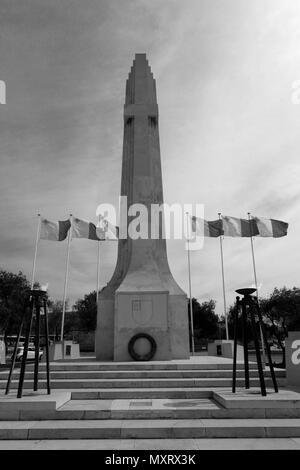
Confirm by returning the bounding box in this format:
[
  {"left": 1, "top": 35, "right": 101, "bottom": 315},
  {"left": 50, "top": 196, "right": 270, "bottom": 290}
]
[
  {"left": 95, "top": 54, "right": 190, "bottom": 362},
  {"left": 96, "top": 291, "right": 190, "bottom": 362},
  {"left": 114, "top": 291, "right": 171, "bottom": 361}
]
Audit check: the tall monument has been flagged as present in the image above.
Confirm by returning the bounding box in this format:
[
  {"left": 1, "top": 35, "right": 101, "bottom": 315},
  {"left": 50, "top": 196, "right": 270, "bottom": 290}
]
[{"left": 95, "top": 54, "right": 190, "bottom": 361}]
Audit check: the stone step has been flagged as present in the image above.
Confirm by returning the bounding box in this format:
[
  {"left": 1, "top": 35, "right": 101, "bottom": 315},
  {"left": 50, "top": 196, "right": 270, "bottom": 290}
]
[
  {"left": 0, "top": 369, "right": 286, "bottom": 380},
  {"left": 1, "top": 418, "right": 300, "bottom": 439},
  {"left": 1, "top": 438, "right": 300, "bottom": 450},
  {"left": 0, "top": 377, "right": 286, "bottom": 390},
  {"left": 5, "top": 398, "right": 220, "bottom": 420},
  {"left": 71, "top": 388, "right": 213, "bottom": 399},
  {"left": 27, "top": 361, "right": 259, "bottom": 371},
  {"left": 9, "top": 398, "right": 300, "bottom": 421}
]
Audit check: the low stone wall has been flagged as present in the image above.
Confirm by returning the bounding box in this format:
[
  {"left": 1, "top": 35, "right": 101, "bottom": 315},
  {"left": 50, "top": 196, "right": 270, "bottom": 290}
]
[{"left": 248, "top": 350, "right": 283, "bottom": 365}]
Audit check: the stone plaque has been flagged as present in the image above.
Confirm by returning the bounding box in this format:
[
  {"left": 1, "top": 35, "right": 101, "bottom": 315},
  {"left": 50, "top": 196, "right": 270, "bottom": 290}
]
[{"left": 132, "top": 299, "right": 153, "bottom": 326}]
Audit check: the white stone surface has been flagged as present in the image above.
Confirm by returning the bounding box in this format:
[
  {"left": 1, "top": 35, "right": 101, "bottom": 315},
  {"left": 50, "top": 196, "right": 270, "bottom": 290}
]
[
  {"left": 45, "top": 342, "right": 63, "bottom": 361},
  {"left": 0, "top": 390, "right": 70, "bottom": 410},
  {"left": 0, "top": 355, "right": 299, "bottom": 444},
  {"left": 0, "top": 438, "right": 300, "bottom": 450},
  {"left": 114, "top": 292, "right": 172, "bottom": 361},
  {"left": 214, "top": 388, "right": 300, "bottom": 408},
  {"left": 1, "top": 418, "right": 300, "bottom": 440},
  {"left": 96, "top": 54, "right": 189, "bottom": 361}
]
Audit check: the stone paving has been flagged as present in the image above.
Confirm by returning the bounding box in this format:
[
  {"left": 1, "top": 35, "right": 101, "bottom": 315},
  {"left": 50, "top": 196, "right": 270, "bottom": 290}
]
[
  {"left": 0, "top": 356, "right": 299, "bottom": 448},
  {"left": 0, "top": 438, "right": 300, "bottom": 450}
]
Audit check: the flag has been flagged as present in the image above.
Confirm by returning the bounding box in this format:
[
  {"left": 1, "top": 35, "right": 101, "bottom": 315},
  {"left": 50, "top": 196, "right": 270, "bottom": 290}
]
[
  {"left": 191, "top": 216, "right": 223, "bottom": 237},
  {"left": 40, "top": 218, "right": 71, "bottom": 241},
  {"left": 222, "top": 216, "right": 259, "bottom": 237},
  {"left": 72, "top": 217, "right": 104, "bottom": 240},
  {"left": 253, "top": 217, "right": 288, "bottom": 238}
]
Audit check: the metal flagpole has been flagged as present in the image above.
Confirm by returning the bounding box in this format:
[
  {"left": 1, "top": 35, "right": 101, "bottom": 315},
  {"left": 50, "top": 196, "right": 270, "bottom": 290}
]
[
  {"left": 60, "top": 213, "right": 72, "bottom": 344},
  {"left": 247, "top": 212, "right": 266, "bottom": 365},
  {"left": 31, "top": 214, "right": 41, "bottom": 289},
  {"left": 218, "top": 213, "right": 229, "bottom": 340},
  {"left": 96, "top": 215, "right": 101, "bottom": 305},
  {"left": 185, "top": 212, "right": 195, "bottom": 355}
]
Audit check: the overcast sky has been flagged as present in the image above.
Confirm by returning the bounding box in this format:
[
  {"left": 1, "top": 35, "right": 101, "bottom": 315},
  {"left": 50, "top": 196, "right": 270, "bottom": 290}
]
[{"left": 0, "top": 0, "right": 299, "bottom": 314}]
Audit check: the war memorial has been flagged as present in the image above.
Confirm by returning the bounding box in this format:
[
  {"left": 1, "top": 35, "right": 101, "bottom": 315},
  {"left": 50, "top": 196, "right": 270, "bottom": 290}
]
[
  {"left": 96, "top": 54, "right": 190, "bottom": 363},
  {"left": 1, "top": 54, "right": 300, "bottom": 451}
]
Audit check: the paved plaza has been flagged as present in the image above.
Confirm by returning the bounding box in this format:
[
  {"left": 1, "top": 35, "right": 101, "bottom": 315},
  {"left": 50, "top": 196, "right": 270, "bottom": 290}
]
[{"left": 0, "top": 356, "right": 299, "bottom": 449}]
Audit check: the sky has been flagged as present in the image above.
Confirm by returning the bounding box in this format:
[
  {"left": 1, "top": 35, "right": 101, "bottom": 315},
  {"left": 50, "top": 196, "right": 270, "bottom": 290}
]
[{"left": 0, "top": 0, "right": 299, "bottom": 315}]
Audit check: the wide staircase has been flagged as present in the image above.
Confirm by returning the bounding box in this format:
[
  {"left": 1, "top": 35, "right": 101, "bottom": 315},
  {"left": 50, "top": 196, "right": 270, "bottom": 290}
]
[{"left": 1, "top": 357, "right": 300, "bottom": 442}]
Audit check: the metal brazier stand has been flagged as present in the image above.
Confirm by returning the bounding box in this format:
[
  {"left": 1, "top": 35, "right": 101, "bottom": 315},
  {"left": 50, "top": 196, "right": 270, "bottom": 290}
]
[
  {"left": 5, "top": 289, "right": 51, "bottom": 398},
  {"left": 232, "top": 287, "right": 278, "bottom": 397}
]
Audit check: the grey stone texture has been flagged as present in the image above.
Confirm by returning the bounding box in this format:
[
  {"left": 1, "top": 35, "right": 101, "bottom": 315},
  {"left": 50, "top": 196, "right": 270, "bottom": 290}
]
[{"left": 95, "top": 54, "right": 189, "bottom": 361}]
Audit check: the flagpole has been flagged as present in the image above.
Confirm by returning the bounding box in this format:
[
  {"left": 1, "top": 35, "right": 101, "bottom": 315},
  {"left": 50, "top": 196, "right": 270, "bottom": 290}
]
[
  {"left": 218, "top": 213, "right": 229, "bottom": 340},
  {"left": 247, "top": 212, "right": 266, "bottom": 365},
  {"left": 60, "top": 213, "right": 72, "bottom": 344},
  {"left": 96, "top": 216, "right": 101, "bottom": 305},
  {"left": 31, "top": 213, "right": 41, "bottom": 290},
  {"left": 185, "top": 212, "right": 195, "bottom": 356}
]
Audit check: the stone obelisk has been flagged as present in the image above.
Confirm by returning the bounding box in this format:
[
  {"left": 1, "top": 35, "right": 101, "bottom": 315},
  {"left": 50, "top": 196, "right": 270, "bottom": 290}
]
[{"left": 95, "top": 54, "right": 189, "bottom": 361}]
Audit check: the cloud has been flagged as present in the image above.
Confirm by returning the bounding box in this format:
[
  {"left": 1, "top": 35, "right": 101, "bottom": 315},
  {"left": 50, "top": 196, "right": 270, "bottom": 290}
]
[{"left": 0, "top": 0, "right": 299, "bottom": 314}]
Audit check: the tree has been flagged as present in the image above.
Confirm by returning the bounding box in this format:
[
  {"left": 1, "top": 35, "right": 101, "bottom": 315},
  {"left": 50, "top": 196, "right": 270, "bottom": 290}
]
[
  {"left": 259, "top": 287, "right": 300, "bottom": 367},
  {"left": 227, "top": 303, "right": 255, "bottom": 345},
  {"left": 227, "top": 286, "right": 300, "bottom": 367},
  {"left": 188, "top": 298, "right": 219, "bottom": 345},
  {"left": 47, "top": 299, "right": 80, "bottom": 340},
  {"left": 74, "top": 291, "right": 97, "bottom": 332},
  {"left": 0, "top": 269, "right": 31, "bottom": 343}
]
